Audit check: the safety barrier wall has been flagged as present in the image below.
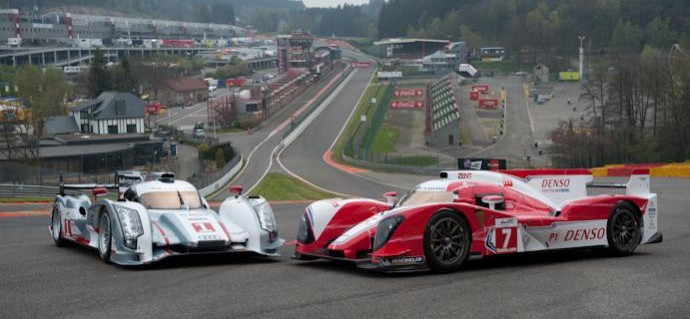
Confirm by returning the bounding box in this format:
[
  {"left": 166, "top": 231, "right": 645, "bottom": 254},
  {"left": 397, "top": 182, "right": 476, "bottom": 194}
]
[{"left": 590, "top": 163, "right": 690, "bottom": 178}]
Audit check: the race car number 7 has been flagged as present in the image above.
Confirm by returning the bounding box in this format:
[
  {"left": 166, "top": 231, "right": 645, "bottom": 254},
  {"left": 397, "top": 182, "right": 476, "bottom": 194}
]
[{"left": 495, "top": 227, "right": 518, "bottom": 253}]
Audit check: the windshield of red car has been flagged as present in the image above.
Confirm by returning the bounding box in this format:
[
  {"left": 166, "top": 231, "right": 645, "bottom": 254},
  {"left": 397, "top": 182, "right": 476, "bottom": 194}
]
[
  {"left": 138, "top": 190, "right": 202, "bottom": 209},
  {"left": 398, "top": 190, "right": 452, "bottom": 206}
]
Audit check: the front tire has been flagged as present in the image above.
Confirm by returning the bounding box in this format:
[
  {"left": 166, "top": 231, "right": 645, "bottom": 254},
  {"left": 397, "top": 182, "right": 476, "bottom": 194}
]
[
  {"left": 423, "top": 211, "right": 471, "bottom": 273},
  {"left": 98, "top": 213, "right": 112, "bottom": 263},
  {"left": 606, "top": 203, "right": 641, "bottom": 256},
  {"left": 51, "top": 206, "right": 66, "bottom": 247}
]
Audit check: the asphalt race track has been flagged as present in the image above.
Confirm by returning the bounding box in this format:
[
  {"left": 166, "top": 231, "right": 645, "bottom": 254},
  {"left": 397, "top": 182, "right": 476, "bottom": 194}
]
[{"left": 1, "top": 178, "right": 689, "bottom": 319}]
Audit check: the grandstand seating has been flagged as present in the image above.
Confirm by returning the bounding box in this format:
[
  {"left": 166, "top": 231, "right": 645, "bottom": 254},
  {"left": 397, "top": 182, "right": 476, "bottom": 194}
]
[{"left": 427, "top": 77, "right": 460, "bottom": 132}]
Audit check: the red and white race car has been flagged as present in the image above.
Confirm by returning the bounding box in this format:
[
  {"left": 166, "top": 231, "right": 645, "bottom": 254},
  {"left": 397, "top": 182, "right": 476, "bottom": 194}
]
[{"left": 293, "top": 169, "right": 662, "bottom": 273}]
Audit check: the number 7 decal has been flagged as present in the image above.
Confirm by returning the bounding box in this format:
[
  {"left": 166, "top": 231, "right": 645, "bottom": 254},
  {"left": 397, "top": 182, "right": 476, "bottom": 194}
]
[
  {"left": 494, "top": 226, "right": 518, "bottom": 253},
  {"left": 501, "top": 228, "right": 512, "bottom": 249}
]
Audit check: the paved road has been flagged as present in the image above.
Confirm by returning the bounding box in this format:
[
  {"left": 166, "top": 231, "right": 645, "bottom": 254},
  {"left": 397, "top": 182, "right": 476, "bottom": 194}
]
[
  {"left": 210, "top": 65, "right": 352, "bottom": 200},
  {"left": 463, "top": 76, "right": 543, "bottom": 166},
  {"left": 2, "top": 178, "right": 689, "bottom": 319}
]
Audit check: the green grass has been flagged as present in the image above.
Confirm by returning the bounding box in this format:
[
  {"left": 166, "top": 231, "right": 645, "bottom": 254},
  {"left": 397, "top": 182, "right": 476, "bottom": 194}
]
[
  {"left": 473, "top": 60, "right": 520, "bottom": 74},
  {"left": 370, "top": 124, "right": 399, "bottom": 154},
  {"left": 386, "top": 155, "right": 439, "bottom": 167},
  {"left": 250, "top": 173, "right": 336, "bottom": 201},
  {"left": 333, "top": 77, "right": 380, "bottom": 161},
  {"left": 0, "top": 197, "right": 52, "bottom": 203}
]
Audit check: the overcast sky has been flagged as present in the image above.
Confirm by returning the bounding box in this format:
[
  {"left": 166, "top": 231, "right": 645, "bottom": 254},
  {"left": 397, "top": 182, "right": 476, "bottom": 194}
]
[{"left": 302, "top": 0, "right": 370, "bottom": 8}]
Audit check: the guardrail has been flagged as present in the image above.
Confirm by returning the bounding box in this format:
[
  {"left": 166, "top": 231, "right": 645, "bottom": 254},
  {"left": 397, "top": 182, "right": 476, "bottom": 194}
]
[
  {"left": 0, "top": 184, "right": 59, "bottom": 198},
  {"left": 340, "top": 153, "right": 446, "bottom": 176},
  {"left": 282, "top": 64, "right": 352, "bottom": 138}
]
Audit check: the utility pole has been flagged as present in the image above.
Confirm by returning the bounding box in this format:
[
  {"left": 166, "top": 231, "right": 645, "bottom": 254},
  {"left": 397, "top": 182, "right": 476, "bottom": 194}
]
[{"left": 578, "top": 36, "right": 585, "bottom": 82}]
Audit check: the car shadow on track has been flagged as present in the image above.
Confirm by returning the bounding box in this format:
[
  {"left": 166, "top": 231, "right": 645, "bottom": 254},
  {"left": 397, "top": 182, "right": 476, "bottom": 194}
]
[
  {"left": 57, "top": 242, "right": 280, "bottom": 270},
  {"left": 130, "top": 253, "right": 281, "bottom": 271},
  {"left": 289, "top": 248, "right": 652, "bottom": 277}
]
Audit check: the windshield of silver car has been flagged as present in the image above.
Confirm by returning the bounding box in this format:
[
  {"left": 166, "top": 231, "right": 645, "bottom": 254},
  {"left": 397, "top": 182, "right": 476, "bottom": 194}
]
[{"left": 138, "top": 190, "right": 203, "bottom": 209}]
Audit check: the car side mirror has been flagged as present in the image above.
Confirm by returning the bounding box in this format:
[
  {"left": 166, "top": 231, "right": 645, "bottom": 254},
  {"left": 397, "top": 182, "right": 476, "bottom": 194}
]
[
  {"left": 482, "top": 195, "right": 504, "bottom": 211},
  {"left": 452, "top": 190, "right": 461, "bottom": 202},
  {"left": 229, "top": 185, "right": 244, "bottom": 197},
  {"left": 383, "top": 191, "right": 397, "bottom": 206}
]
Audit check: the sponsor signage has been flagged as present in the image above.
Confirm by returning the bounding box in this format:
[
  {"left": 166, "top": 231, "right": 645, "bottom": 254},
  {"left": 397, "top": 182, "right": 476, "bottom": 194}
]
[
  {"left": 479, "top": 99, "right": 499, "bottom": 109},
  {"left": 471, "top": 84, "right": 490, "bottom": 94},
  {"left": 377, "top": 71, "right": 403, "bottom": 79},
  {"left": 351, "top": 61, "right": 373, "bottom": 68},
  {"left": 559, "top": 71, "right": 580, "bottom": 81},
  {"left": 32, "top": 23, "right": 53, "bottom": 29},
  {"left": 394, "top": 89, "right": 424, "bottom": 97},
  {"left": 470, "top": 91, "right": 479, "bottom": 101},
  {"left": 390, "top": 101, "right": 424, "bottom": 109},
  {"left": 458, "top": 158, "right": 507, "bottom": 171},
  {"left": 225, "top": 77, "right": 246, "bottom": 87}
]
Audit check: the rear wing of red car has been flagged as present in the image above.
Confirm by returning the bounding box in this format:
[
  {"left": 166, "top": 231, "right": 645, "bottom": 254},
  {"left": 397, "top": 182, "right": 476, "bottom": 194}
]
[
  {"left": 586, "top": 169, "right": 651, "bottom": 196},
  {"left": 440, "top": 169, "right": 651, "bottom": 207}
]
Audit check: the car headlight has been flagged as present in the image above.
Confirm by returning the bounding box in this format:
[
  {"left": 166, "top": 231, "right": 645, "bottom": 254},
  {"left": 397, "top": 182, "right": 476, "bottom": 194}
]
[
  {"left": 297, "top": 211, "right": 314, "bottom": 244},
  {"left": 373, "top": 215, "right": 404, "bottom": 251},
  {"left": 255, "top": 203, "right": 277, "bottom": 234},
  {"left": 115, "top": 205, "right": 144, "bottom": 249}
]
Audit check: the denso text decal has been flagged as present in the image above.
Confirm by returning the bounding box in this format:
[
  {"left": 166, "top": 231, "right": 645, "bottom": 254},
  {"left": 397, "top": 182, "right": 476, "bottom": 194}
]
[
  {"left": 541, "top": 178, "right": 571, "bottom": 193},
  {"left": 548, "top": 227, "right": 605, "bottom": 242}
]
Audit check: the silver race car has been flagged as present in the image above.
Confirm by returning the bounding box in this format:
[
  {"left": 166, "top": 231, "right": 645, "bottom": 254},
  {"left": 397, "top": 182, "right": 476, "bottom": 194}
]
[{"left": 49, "top": 172, "right": 283, "bottom": 265}]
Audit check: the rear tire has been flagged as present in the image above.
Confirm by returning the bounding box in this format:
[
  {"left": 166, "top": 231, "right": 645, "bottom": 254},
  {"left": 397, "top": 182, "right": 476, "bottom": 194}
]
[
  {"left": 606, "top": 202, "right": 641, "bottom": 256},
  {"left": 50, "top": 206, "right": 66, "bottom": 247},
  {"left": 98, "top": 213, "right": 112, "bottom": 263},
  {"left": 423, "top": 211, "right": 471, "bottom": 273}
]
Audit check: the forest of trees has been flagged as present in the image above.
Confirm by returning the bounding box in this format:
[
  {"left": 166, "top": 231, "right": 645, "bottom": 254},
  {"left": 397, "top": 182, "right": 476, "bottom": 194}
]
[
  {"left": 250, "top": 4, "right": 377, "bottom": 37},
  {"left": 549, "top": 47, "right": 690, "bottom": 166},
  {"left": 379, "top": 0, "right": 690, "bottom": 58}
]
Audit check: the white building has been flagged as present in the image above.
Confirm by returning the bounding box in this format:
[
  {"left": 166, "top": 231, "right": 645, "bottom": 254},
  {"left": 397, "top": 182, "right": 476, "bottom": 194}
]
[{"left": 72, "top": 92, "right": 145, "bottom": 135}]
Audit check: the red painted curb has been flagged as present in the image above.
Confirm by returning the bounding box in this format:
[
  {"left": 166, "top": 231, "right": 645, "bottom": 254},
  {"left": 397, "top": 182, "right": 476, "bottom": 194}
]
[
  {"left": 0, "top": 210, "right": 50, "bottom": 218},
  {"left": 322, "top": 150, "right": 367, "bottom": 174}
]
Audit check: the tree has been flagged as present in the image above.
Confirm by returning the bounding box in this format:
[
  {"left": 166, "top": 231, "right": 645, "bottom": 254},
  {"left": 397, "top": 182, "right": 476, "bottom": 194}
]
[
  {"left": 610, "top": 19, "right": 643, "bottom": 55},
  {"left": 88, "top": 48, "right": 111, "bottom": 98},
  {"left": 111, "top": 56, "right": 136, "bottom": 93},
  {"left": 215, "top": 148, "right": 226, "bottom": 169}
]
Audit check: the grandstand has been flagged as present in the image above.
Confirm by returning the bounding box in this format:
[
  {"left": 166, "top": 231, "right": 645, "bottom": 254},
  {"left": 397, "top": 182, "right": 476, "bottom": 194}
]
[{"left": 425, "top": 77, "right": 460, "bottom": 146}]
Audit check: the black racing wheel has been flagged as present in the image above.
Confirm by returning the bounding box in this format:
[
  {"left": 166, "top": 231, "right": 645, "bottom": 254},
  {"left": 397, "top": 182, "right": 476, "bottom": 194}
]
[
  {"left": 606, "top": 202, "right": 642, "bottom": 256},
  {"left": 98, "top": 213, "right": 113, "bottom": 263},
  {"left": 423, "top": 210, "right": 471, "bottom": 273}
]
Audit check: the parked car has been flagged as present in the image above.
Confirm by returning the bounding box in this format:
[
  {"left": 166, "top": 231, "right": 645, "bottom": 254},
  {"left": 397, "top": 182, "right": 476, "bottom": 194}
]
[
  {"left": 49, "top": 172, "right": 283, "bottom": 265},
  {"left": 294, "top": 169, "right": 662, "bottom": 273}
]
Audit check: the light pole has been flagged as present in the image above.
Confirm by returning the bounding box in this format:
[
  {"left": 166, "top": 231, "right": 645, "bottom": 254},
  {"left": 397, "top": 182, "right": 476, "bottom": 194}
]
[{"left": 578, "top": 36, "right": 585, "bottom": 82}]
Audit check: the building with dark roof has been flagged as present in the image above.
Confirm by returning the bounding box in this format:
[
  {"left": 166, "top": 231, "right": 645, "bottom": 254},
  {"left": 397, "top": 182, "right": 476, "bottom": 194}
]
[
  {"left": 44, "top": 115, "right": 79, "bottom": 136},
  {"left": 72, "top": 91, "right": 145, "bottom": 135},
  {"left": 157, "top": 77, "right": 209, "bottom": 107}
]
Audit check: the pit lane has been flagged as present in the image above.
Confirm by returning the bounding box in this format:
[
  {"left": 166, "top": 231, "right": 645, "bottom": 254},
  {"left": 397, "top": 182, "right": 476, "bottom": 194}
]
[{"left": 1, "top": 178, "right": 689, "bottom": 319}]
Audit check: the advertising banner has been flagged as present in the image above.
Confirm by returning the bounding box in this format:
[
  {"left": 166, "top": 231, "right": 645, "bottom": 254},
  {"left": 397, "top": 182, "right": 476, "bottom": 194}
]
[
  {"left": 479, "top": 99, "right": 499, "bottom": 109},
  {"left": 457, "top": 158, "right": 508, "bottom": 171},
  {"left": 351, "top": 61, "right": 374, "bottom": 68},
  {"left": 390, "top": 101, "right": 424, "bottom": 109},
  {"left": 471, "top": 84, "right": 490, "bottom": 94},
  {"left": 394, "top": 89, "right": 424, "bottom": 97}
]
